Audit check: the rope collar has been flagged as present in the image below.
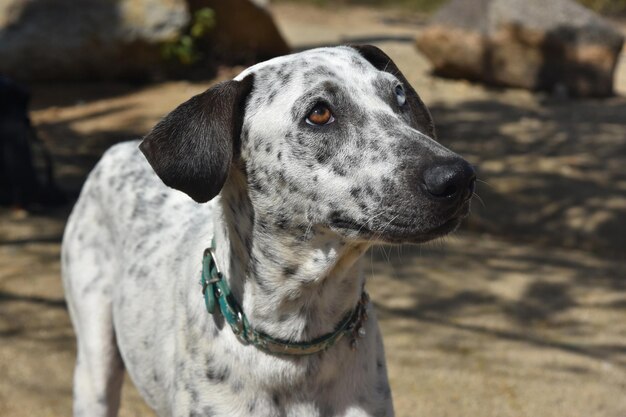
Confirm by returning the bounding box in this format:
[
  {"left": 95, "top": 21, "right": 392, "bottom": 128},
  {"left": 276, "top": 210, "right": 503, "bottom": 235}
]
[{"left": 200, "top": 242, "right": 369, "bottom": 356}]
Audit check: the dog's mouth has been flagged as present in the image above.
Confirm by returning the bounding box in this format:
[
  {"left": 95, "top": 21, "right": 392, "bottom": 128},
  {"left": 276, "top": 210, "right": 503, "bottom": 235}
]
[{"left": 330, "top": 202, "right": 470, "bottom": 244}]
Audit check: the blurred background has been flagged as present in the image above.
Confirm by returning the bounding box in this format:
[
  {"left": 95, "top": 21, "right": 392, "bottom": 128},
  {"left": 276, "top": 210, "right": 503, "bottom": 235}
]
[{"left": 1, "top": 0, "right": 625, "bottom": 416}]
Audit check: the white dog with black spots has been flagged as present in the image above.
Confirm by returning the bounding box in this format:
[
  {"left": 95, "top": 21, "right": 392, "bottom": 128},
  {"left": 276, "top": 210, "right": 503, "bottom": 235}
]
[{"left": 62, "top": 45, "right": 475, "bottom": 417}]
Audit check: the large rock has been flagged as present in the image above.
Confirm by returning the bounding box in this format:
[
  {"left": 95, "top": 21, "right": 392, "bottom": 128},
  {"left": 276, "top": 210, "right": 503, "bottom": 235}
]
[
  {"left": 0, "top": 0, "right": 190, "bottom": 81},
  {"left": 188, "top": 0, "right": 290, "bottom": 62},
  {"left": 416, "top": 0, "right": 625, "bottom": 97},
  {"left": 0, "top": 0, "right": 289, "bottom": 81}
]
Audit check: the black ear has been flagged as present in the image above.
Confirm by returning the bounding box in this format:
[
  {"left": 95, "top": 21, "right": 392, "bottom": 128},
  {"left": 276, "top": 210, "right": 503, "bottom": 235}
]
[
  {"left": 139, "top": 75, "right": 254, "bottom": 203},
  {"left": 350, "top": 44, "right": 436, "bottom": 139}
]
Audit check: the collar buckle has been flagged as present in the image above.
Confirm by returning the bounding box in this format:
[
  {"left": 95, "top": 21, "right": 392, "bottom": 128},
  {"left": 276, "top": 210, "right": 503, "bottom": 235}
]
[{"left": 201, "top": 247, "right": 223, "bottom": 314}]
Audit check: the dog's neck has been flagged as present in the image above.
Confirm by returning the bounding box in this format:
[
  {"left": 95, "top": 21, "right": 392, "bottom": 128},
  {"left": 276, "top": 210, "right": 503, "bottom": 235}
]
[{"left": 212, "top": 175, "right": 370, "bottom": 343}]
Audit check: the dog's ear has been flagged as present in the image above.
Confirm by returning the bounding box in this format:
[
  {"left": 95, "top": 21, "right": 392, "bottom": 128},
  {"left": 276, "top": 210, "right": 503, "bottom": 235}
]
[
  {"left": 139, "top": 75, "right": 254, "bottom": 203},
  {"left": 350, "top": 44, "right": 436, "bottom": 138}
]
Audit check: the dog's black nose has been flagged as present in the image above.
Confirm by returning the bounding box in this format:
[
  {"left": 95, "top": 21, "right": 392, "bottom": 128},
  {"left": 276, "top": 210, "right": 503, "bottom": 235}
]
[{"left": 423, "top": 159, "right": 476, "bottom": 201}]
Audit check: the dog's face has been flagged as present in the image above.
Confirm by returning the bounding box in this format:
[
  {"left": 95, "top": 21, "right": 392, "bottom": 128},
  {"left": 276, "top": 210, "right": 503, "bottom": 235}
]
[
  {"left": 238, "top": 46, "right": 474, "bottom": 243},
  {"left": 141, "top": 45, "right": 475, "bottom": 244}
]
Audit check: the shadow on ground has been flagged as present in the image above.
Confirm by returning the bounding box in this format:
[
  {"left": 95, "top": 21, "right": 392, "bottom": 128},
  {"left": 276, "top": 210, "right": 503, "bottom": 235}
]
[
  {"left": 369, "top": 239, "right": 626, "bottom": 365},
  {"left": 430, "top": 96, "right": 626, "bottom": 256}
]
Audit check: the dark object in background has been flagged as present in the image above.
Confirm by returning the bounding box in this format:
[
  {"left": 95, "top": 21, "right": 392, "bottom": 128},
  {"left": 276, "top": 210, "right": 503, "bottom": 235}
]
[
  {"left": 0, "top": 0, "right": 188, "bottom": 81},
  {"left": 0, "top": 76, "right": 65, "bottom": 208},
  {"left": 416, "top": 0, "right": 625, "bottom": 97},
  {"left": 0, "top": 0, "right": 289, "bottom": 82},
  {"left": 188, "top": 0, "right": 290, "bottom": 64}
]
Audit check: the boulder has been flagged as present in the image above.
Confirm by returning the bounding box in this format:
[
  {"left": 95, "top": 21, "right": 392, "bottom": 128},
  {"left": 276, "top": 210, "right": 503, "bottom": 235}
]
[
  {"left": 188, "top": 0, "right": 290, "bottom": 62},
  {"left": 0, "top": 0, "right": 190, "bottom": 81},
  {"left": 0, "top": 0, "right": 289, "bottom": 81},
  {"left": 416, "top": 0, "right": 625, "bottom": 97}
]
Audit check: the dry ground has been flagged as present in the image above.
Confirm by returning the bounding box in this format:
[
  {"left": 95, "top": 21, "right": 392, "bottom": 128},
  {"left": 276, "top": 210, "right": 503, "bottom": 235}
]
[{"left": 1, "top": 3, "right": 625, "bottom": 417}]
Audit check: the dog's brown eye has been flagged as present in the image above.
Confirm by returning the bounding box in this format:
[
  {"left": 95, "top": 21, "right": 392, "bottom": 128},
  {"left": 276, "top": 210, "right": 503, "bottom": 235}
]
[{"left": 306, "top": 104, "right": 334, "bottom": 126}]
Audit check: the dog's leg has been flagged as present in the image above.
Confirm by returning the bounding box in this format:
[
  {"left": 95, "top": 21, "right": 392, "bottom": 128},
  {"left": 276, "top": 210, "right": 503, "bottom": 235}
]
[
  {"left": 63, "top": 201, "right": 125, "bottom": 417},
  {"left": 70, "top": 302, "right": 125, "bottom": 417}
]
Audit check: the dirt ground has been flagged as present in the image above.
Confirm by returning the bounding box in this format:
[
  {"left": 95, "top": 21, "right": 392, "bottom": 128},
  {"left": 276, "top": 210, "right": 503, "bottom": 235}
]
[{"left": 1, "top": 4, "right": 626, "bottom": 417}]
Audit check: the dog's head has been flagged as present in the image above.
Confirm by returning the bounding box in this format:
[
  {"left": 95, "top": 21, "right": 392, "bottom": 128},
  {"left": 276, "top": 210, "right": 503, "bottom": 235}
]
[{"left": 140, "top": 45, "right": 475, "bottom": 244}]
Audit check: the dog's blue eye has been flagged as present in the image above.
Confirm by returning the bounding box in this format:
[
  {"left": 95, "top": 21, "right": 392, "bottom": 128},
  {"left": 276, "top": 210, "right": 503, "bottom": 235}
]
[{"left": 395, "top": 85, "right": 406, "bottom": 107}]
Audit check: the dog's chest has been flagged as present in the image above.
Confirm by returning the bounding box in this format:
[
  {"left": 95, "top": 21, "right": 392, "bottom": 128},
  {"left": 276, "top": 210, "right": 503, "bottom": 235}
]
[
  {"left": 116, "top": 283, "right": 389, "bottom": 417},
  {"left": 167, "top": 328, "right": 389, "bottom": 417}
]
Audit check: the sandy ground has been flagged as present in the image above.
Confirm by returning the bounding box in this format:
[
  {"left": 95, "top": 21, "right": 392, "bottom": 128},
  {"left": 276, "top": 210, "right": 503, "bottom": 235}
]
[{"left": 1, "top": 3, "right": 625, "bottom": 417}]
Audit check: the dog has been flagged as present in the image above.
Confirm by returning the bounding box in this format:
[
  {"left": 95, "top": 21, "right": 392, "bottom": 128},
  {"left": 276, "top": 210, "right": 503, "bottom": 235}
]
[{"left": 62, "top": 45, "right": 475, "bottom": 417}]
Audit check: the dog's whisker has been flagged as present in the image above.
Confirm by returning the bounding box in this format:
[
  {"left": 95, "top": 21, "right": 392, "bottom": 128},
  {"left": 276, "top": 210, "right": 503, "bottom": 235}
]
[
  {"left": 476, "top": 178, "right": 492, "bottom": 188},
  {"left": 383, "top": 59, "right": 391, "bottom": 72},
  {"left": 357, "top": 211, "right": 384, "bottom": 235},
  {"left": 376, "top": 214, "right": 400, "bottom": 265},
  {"left": 472, "top": 192, "right": 486, "bottom": 208}
]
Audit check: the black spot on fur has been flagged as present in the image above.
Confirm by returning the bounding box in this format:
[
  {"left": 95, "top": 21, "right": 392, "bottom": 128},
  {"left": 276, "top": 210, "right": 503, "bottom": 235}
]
[
  {"left": 350, "top": 54, "right": 367, "bottom": 69},
  {"left": 267, "top": 89, "right": 277, "bottom": 104},
  {"left": 249, "top": 177, "right": 264, "bottom": 194},
  {"left": 272, "top": 392, "right": 281, "bottom": 407},
  {"left": 205, "top": 357, "right": 230, "bottom": 383},
  {"left": 283, "top": 265, "right": 299, "bottom": 277},
  {"left": 344, "top": 154, "right": 360, "bottom": 169},
  {"left": 315, "top": 145, "right": 333, "bottom": 164},
  {"left": 190, "top": 405, "right": 215, "bottom": 417},
  {"left": 381, "top": 176, "right": 394, "bottom": 193},
  {"left": 247, "top": 399, "right": 257, "bottom": 413},
  {"left": 275, "top": 215, "right": 289, "bottom": 230},
  {"left": 303, "top": 66, "right": 339, "bottom": 81},
  {"left": 332, "top": 162, "right": 347, "bottom": 176},
  {"left": 231, "top": 380, "right": 244, "bottom": 393},
  {"left": 189, "top": 386, "right": 199, "bottom": 404}
]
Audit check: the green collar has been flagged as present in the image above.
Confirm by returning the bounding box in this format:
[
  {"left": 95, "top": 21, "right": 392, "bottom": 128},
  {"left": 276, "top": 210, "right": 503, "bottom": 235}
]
[{"left": 200, "top": 242, "right": 370, "bottom": 356}]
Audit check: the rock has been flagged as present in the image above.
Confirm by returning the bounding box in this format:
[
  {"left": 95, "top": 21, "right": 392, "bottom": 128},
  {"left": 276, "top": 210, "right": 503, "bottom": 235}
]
[
  {"left": 416, "top": 0, "right": 625, "bottom": 97},
  {"left": 0, "top": 0, "right": 289, "bottom": 81},
  {"left": 0, "top": 0, "right": 190, "bottom": 81},
  {"left": 187, "top": 0, "right": 290, "bottom": 62}
]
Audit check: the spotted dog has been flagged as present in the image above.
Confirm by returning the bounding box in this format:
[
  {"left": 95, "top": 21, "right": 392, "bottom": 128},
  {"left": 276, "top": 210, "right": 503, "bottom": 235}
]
[{"left": 62, "top": 45, "right": 475, "bottom": 417}]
